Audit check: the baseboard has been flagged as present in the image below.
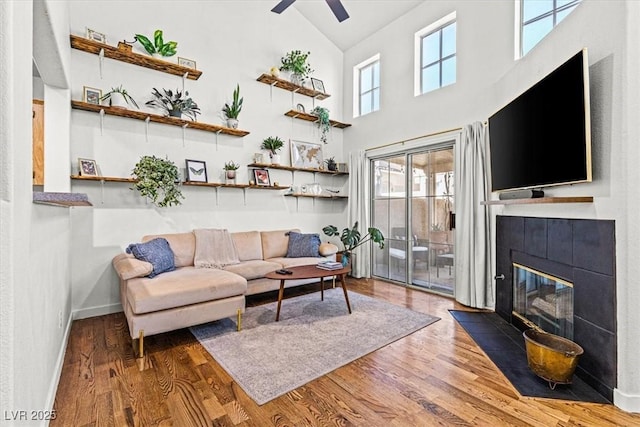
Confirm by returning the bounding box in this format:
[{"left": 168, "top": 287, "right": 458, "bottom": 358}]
[
  {"left": 614, "top": 389, "right": 640, "bottom": 413},
  {"left": 43, "top": 314, "right": 73, "bottom": 426},
  {"left": 72, "top": 302, "right": 122, "bottom": 320}
]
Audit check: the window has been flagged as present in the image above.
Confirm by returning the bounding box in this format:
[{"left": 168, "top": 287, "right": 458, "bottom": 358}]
[
  {"left": 520, "top": 0, "right": 581, "bottom": 56},
  {"left": 353, "top": 54, "right": 380, "bottom": 117},
  {"left": 414, "top": 12, "right": 456, "bottom": 96}
]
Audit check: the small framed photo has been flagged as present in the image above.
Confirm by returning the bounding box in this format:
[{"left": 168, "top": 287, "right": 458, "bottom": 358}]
[
  {"left": 178, "top": 57, "right": 197, "bottom": 69},
  {"left": 86, "top": 28, "right": 106, "bottom": 44},
  {"left": 78, "top": 158, "right": 98, "bottom": 176},
  {"left": 83, "top": 86, "right": 102, "bottom": 105},
  {"left": 296, "top": 103, "right": 306, "bottom": 113},
  {"left": 311, "top": 78, "right": 325, "bottom": 93},
  {"left": 185, "top": 159, "right": 207, "bottom": 183},
  {"left": 253, "top": 169, "right": 271, "bottom": 186}
]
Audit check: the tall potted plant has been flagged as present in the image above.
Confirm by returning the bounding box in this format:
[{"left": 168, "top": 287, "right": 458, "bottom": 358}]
[
  {"left": 222, "top": 84, "right": 243, "bottom": 129},
  {"left": 146, "top": 88, "right": 200, "bottom": 120},
  {"left": 323, "top": 221, "right": 385, "bottom": 267},
  {"left": 260, "top": 136, "right": 284, "bottom": 164},
  {"left": 279, "top": 50, "right": 314, "bottom": 85},
  {"left": 131, "top": 155, "right": 184, "bottom": 207}
]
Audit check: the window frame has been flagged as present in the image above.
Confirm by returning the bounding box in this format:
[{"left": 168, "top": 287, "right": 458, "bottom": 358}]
[
  {"left": 414, "top": 11, "right": 457, "bottom": 96},
  {"left": 353, "top": 53, "right": 380, "bottom": 118},
  {"left": 518, "top": 0, "right": 582, "bottom": 58}
]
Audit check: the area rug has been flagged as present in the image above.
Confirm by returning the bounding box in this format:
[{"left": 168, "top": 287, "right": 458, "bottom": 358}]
[
  {"left": 449, "top": 310, "right": 609, "bottom": 403},
  {"left": 190, "top": 289, "right": 440, "bottom": 405}
]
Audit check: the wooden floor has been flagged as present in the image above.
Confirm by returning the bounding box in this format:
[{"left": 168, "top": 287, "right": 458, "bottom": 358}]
[{"left": 52, "top": 279, "right": 640, "bottom": 426}]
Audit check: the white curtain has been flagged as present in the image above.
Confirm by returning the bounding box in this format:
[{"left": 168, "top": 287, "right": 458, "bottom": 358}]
[
  {"left": 347, "top": 150, "right": 370, "bottom": 278},
  {"left": 454, "top": 122, "right": 494, "bottom": 309}
]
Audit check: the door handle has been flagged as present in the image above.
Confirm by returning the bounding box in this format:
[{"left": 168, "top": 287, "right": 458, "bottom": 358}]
[{"left": 494, "top": 274, "right": 505, "bottom": 280}]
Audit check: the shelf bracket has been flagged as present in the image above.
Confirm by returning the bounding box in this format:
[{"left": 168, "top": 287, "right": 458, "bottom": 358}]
[
  {"left": 182, "top": 72, "right": 189, "bottom": 92},
  {"left": 145, "top": 116, "right": 151, "bottom": 142},
  {"left": 243, "top": 188, "right": 247, "bottom": 206},
  {"left": 291, "top": 88, "right": 300, "bottom": 107},
  {"left": 98, "top": 48, "right": 104, "bottom": 79},
  {"left": 215, "top": 187, "right": 219, "bottom": 206},
  {"left": 215, "top": 130, "right": 222, "bottom": 151},
  {"left": 182, "top": 123, "right": 188, "bottom": 147},
  {"left": 270, "top": 82, "right": 276, "bottom": 103},
  {"left": 99, "top": 109, "right": 105, "bottom": 135},
  {"left": 312, "top": 94, "right": 322, "bottom": 109},
  {"left": 100, "top": 179, "right": 105, "bottom": 205}
]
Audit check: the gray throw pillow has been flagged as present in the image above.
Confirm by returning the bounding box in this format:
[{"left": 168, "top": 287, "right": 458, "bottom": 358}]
[
  {"left": 126, "top": 237, "right": 176, "bottom": 278},
  {"left": 286, "top": 231, "right": 321, "bottom": 258}
]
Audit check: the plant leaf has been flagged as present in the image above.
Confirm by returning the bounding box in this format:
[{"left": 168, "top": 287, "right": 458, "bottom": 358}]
[
  {"left": 135, "top": 34, "right": 155, "bottom": 54},
  {"left": 153, "top": 30, "right": 164, "bottom": 50}
]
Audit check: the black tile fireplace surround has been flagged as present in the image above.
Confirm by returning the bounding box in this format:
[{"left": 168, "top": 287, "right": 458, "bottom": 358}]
[{"left": 495, "top": 215, "right": 616, "bottom": 402}]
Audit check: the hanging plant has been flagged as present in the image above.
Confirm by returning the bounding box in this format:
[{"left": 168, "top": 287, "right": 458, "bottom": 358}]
[
  {"left": 311, "top": 106, "right": 330, "bottom": 144},
  {"left": 131, "top": 155, "right": 184, "bottom": 207}
]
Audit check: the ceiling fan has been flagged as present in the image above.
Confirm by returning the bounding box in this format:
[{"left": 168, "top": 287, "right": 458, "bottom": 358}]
[{"left": 271, "top": 0, "right": 350, "bottom": 23}]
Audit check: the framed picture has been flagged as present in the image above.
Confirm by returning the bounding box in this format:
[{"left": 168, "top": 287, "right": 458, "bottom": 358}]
[
  {"left": 291, "top": 140, "right": 324, "bottom": 169},
  {"left": 83, "top": 86, "right": 102, "bottom": 105},
  {"left": 78, "top": 158, "right": 98, "bottom": 176},
  {"left": 311, "top": 78, "right": 325, "bottom": 93},
  {"left": 178, "top": 57, "right": 197, "bottom": 69},
  {"left": 185, "top": 159, "right": 207, "bottom": 183},
  {"left": 296, "top": 103, "right": 305, "bottom": 113},
  {"left": 86, "top": 28, "right": 106, "bottom": 44},
  {"left": 253, "top": 169, "right": 271, "bottom": 186}
]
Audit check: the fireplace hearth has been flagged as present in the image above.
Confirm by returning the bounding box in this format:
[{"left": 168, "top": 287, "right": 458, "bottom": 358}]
[{"left": 496, "top": 216, "right": 616, "bottom": 402}]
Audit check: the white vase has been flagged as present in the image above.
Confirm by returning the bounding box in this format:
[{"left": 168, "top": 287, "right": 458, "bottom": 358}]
[
  {"left": 271, "top": 154, "right": 281, "bottom": 165},
  {"left": 227, "top": 118, "right": 238, "bottom": 129},
  {"left": 109, "top": 92, "right": 128, "bottom": 109}
]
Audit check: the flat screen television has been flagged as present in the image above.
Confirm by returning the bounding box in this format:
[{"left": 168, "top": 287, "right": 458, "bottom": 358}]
[{"left": 488, "top": 48, "right": 592, "bottom": 193}]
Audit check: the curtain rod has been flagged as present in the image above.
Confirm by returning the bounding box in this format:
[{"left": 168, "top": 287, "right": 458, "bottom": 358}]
[{"left": 364, "top": 126, "right": 463, "bottom": 152}]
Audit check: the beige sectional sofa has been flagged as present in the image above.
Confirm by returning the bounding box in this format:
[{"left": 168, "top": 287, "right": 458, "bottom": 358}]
[{"left": 112, "top": 229, "right": 336, "bottom": 356}]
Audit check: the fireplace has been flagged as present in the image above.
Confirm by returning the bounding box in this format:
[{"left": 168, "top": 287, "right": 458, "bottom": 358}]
[
  {"left": 512, "top": 263, "right": 574, "bottom": 340},
  {"left": 496, "top": 216, "right": 616, "bottom": 401}
]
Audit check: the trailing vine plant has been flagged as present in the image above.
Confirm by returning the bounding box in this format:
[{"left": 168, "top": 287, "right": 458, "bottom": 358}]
[
  {"left": 311, "top": 106, "right": 330, "bottom": 144},
  {"left": 131, "top": 155, "right": 184, "bottom": 207}
]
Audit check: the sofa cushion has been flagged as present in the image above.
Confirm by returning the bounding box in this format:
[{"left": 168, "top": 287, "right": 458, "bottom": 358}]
[
  {"left": 223, "top": 260, "right": 282, "bottom": 280},
  {"left": 112, "top": 253, "right": 153, "bottom": 280},
  {"left": 231, "top": 231, "right": 263, "bottom": 261},
  {"left": 126, "top": 238, "right": 176, "bottom": 278},
  {"left": 286, "top": 231, "right": 321, "bottom": 258},
  {"left": 126, "top": 266, "right": 247, "bottom": 314},
  {"left": 266, "top": 256, "right": 325, "bottom": 269},
  {"left": 261, "top": 229, "right": 300, "bottom": 259},
  {"left": 143, "top": 232, "right": 195, "bottom": 268},
  {"left": 319, "top": 242, "right": 339, "bottom": 256}
]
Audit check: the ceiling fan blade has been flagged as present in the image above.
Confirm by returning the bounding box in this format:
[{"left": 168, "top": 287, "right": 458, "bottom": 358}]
[
  {"left": 271, "top": 0, "right": 296, "bottom": 14},
  {"left": 325, "top": 0, "right": 349, "bottom": 22}
]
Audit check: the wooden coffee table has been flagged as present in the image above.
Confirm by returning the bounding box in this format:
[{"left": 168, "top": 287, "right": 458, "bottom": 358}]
[{"left": 265, "top": 264, "right": 352, "bottom": 321}]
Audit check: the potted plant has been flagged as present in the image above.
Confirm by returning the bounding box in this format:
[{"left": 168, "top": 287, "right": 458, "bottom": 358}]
[
  {"left": 311, "top": 106, "right": 331, "bottom": 144},
  {"left": 133, "top": 30, "right": 177, "bottom": 58},
  {"left": 131, "top": 155, "right": 184, "bottom": 207},
  {"left": 222, "top": 84, "right": 243, "bottom": 129},
  {"left": 223, "top": 160, "right": 240, "bottom": 181},
  {"left": 146, "top": 88, "right": 200, "bottom": 121},
  {"left": 260, "top": 136, "right": 284, "bottom": 164},
  {"left": 100, "top": 85, "right": 139, "bottom": 109},
  {"left": 322, "top": 221, "right": 385, "bottom": 267},
  {"left": 279, "top": 50, "right": 314, "bottom": 85},
  {"left": 325, "top": 156, "right": 338, "bottom": 171}
]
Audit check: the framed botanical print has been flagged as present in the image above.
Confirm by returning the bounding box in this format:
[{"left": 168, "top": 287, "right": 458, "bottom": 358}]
[
  {"left": 290, "top": 140, "right": 323, "bottom": 169},
  {"left": 185, "top": 159, "right": 207, "bottom": 182}
]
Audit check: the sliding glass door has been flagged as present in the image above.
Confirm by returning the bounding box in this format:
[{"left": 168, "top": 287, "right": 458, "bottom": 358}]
[{"left": 371, "top": 146, "right": 455, "bottom": 296}]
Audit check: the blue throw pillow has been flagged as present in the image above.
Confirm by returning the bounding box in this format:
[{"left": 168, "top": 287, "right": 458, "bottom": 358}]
[
  {"left": 126, "top": 237, "right": 176, "bottom": 278},
  {"left": 286, "top": 231, "right": 321, "bottom": 258}
]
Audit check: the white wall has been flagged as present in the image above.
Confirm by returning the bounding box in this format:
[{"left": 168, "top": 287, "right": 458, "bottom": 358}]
[
  {"left": 1, "top": 0, "right": 75, "bottom": 422},
  {"left": 67, "top": 1, "right": 349, "bottom": 317},
  {"left": 343, "top": 0, "right": 639, "bottom": 412}
]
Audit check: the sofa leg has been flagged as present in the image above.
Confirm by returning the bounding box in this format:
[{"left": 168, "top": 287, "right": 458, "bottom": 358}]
[
  {"left": 237, "top": 309, "right": 242, "bottom": 331},
  {"left": 132, "top": 330, "right": 144, "bottom": 358}
]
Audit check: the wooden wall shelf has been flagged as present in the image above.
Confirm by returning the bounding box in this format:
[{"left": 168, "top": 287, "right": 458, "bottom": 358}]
[
  {"left": 285, "top": 193, "right": 347, "bottom": 200},
  {"left": 284, "top": 110, "right": 351, "bottom": 129},
  {"left": 481, "top": 196, "right": 594, "bottom": 206},
  {"left": 71, "top": 175, "right": 135, "bottom": 183},
  {"left": 182, "top": 181, "right": 290, "bottom": 190},
  {"left": 247, "top": 163, "right": 348, "bottom": 176},
  {"left": 71, "top": 101, "right": 250, "bottom": 137},
  {"left": 70, "top": 35, "right": 202, "bottom": 80},
  {"left": 256, "top": 74, "right": 329, "bottom": 100}
]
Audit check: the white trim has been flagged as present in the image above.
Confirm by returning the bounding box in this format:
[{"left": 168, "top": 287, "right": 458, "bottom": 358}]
[
  {"left": 514, "top": 0, "right": 522, "bottom": 60},
  {"left": 366, "top": 129, "right": 461, "bottom": 159},
  {"left": 414, "top": 11, "right": 457, "bottom": 97},
  {"left": 353, "top": 53, "right": 380, "bottom": 118},
  {"left": 614, "top": 389, "right": 640, "bottom": 413},
  {"left": 73, "top": 303, "right": 123, "bottom": 320},
  {"left": 44, "top": 313, "right": 73, "bottom": 422}
]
